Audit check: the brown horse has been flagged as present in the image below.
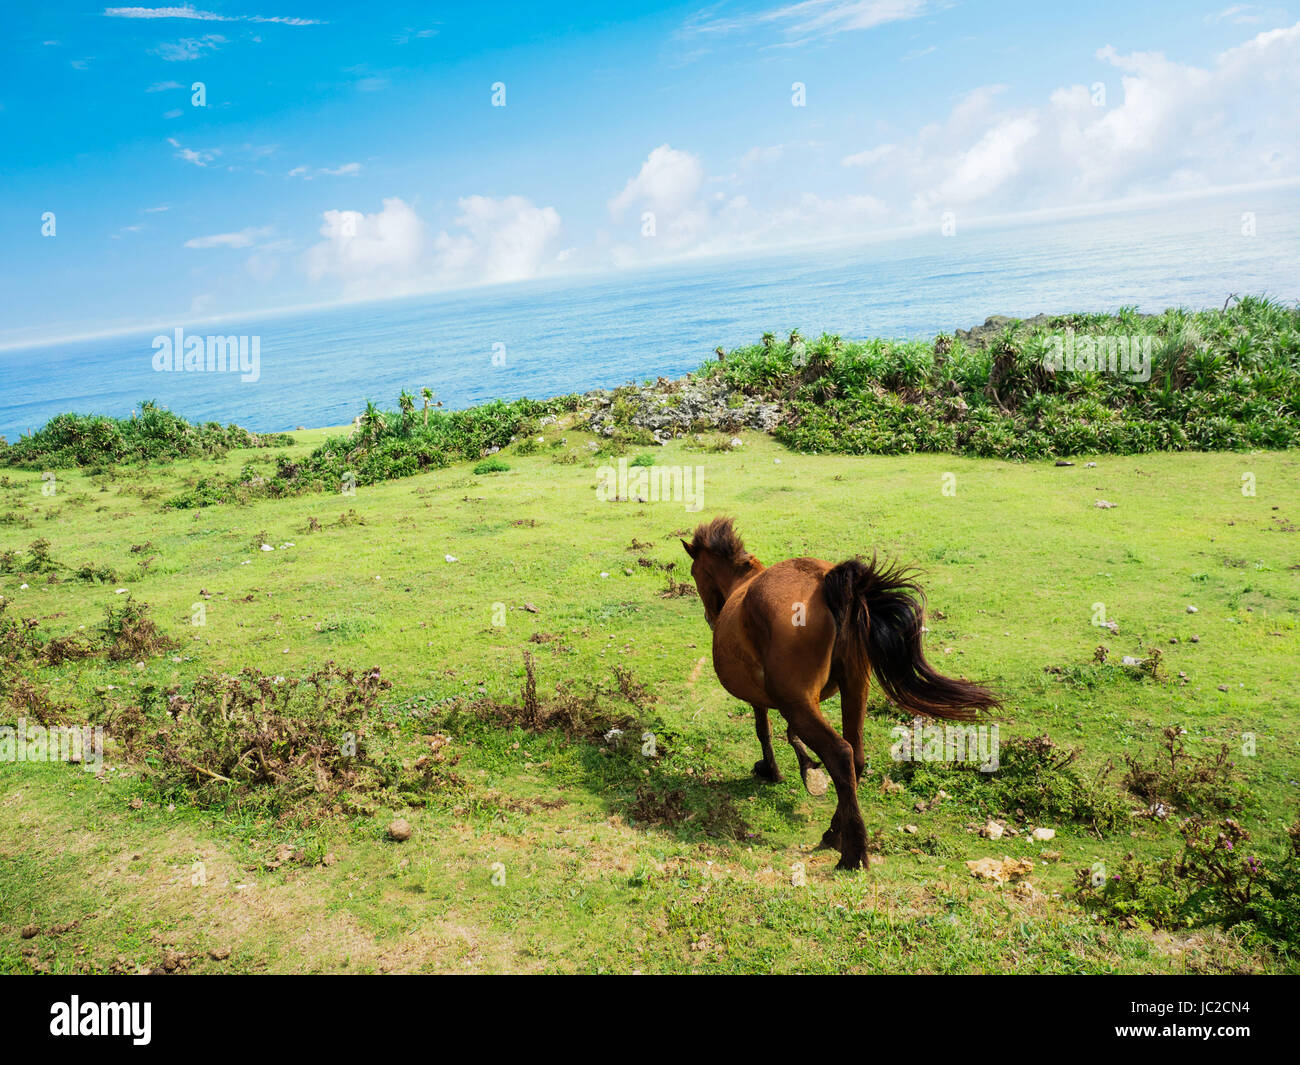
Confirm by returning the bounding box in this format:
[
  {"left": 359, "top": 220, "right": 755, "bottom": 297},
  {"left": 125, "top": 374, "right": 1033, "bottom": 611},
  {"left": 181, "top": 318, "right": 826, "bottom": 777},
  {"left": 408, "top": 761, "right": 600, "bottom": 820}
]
[{"left": 683, "top": 516, "right": 999, "bottom": 871}]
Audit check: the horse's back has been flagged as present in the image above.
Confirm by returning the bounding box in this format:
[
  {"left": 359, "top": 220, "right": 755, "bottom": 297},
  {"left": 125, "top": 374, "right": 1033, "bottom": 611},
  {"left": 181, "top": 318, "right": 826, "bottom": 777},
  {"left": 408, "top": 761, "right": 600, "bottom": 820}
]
[{"left": 745, "top": 557, "right": 834, "bottom": 613}]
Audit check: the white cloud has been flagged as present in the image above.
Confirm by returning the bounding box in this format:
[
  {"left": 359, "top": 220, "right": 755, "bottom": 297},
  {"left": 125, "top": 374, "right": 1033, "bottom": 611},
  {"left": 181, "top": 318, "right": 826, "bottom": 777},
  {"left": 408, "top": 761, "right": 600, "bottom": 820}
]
[
  {"left": 151, "top": 34, "right": 225, "bottom": 61},
  {"left": 740, "top": 144, "right": 786, "bottom": 168},
  {"left": 834, "top": 22, "right": 1300, "bottom": 220},
  {"left": 167, "top": 136, "right": 219, "bottom": 166},
  {"left": 609, "top": 144, "right": 706, "bottom": 222},
  {"left": 394, "top": 26, "right": 438, "bottom": 44},
  {"left": 841, "top": 143, "right": 894, "bottom": 167},
  {"left": 104, "top": 6, "right": 323, "bottom": 25},
  {"left": 606, "top": 144, "right": 890, "bottom": 264},
  {"left": 911, "top": 114, "right": 1039, "bottom": 211},
  {"left": 304, "top": 198, "right": 426, "bottom": 286},
  {"left": 682, "top": 0, "right": 933, "bottom": 44},
  {"left": 244, "top": 238, "right": 294, "bottom": 281},
  {"left": 1206, "top": 4, "right": 1286, "bottom": 24},
  {"left": 146, "top": 80, "right": 183, "bottom": 91},
  {"left": 604, "top": 25, "right": 1300, "bottom": 265},
  {"left": 184, "top": 226, "right": 272, "bottom": 248},
  {"left": 288, "top": 161, "right": 363, "bottom": 179},
  {"left": 302, "top": 195, "right": 564, "bottom": 296},
  {"left": 432, "top": 195, "right": 563, "bottom": 284}
]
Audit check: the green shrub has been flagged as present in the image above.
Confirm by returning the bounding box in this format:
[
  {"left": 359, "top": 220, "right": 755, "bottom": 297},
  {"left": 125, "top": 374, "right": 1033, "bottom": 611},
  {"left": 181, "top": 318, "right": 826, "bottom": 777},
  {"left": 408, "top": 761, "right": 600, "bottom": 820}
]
[
  {"left": 1123, "top": 725, "right": 1252, "bottom": 816},
  {"left": 3, "top": 401, "right": 293, "bottom": 469},
  {"left": 1073, "top": 813, "right": 1300, "bottom": 950},
  {"left": 893, "top": 732, "right": 1129, "bottom": 834},
  {"left": 711, "top": 300, "right": 1300, "bottom": 460}
]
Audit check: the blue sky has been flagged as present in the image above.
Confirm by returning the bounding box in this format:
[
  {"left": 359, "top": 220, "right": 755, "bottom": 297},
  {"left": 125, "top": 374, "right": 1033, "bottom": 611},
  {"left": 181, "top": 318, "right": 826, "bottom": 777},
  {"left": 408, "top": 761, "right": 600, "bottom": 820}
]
[{"left": 2, "top": 1, "right": 1297, "bottom": 345}]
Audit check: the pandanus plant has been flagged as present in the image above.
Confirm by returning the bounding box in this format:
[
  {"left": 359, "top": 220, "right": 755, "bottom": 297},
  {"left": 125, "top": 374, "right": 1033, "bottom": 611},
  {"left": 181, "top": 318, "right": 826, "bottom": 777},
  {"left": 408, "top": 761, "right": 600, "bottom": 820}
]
[
  {"left": 357, "top": 401, "right": 387, "bottom": 451},
  {"left": 398, "top": 389, "right": 416, "bottom": 432},
  {"left": 421, "top": 387, "right": 434, "bottom": 426}
]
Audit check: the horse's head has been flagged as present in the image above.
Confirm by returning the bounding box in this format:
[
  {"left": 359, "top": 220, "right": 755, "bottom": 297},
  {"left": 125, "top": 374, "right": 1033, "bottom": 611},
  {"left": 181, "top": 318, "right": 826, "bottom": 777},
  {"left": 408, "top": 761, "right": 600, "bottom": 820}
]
[{"left": 681, "top": 515, "right": 761, "bottom": 629}]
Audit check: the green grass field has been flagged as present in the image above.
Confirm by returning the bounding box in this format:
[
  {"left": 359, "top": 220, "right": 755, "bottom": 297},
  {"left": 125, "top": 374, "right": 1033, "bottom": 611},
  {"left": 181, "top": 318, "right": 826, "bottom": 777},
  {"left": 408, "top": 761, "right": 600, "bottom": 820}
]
[{"left": 2, "top": 423, "right": 1297, "bottom": 973}]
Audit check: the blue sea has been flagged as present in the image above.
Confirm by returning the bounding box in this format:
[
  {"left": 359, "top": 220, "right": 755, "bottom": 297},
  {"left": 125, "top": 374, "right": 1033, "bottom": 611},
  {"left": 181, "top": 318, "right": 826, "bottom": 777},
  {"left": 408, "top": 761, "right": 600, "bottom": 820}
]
[{"left": 2, "top": 191, "right": 1297, "bottom": 443}]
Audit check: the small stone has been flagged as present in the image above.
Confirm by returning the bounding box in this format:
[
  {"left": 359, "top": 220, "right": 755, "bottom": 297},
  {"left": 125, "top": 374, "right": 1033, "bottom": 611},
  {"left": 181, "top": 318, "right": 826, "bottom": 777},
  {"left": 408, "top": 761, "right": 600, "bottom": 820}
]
[
  {"left": 387, "top": 818, "right": 412, "bottom": 842},
  {"left": 966, "top": 856, "right": 1034, "bottom": 882},
  {"left": 209, "top": 946, "right": 231, "bottom": 960},
  {"left": 1186, "top": 605, "right": 1198, "bottom": 614},
  {"left": 1031, "top": 827, "right": 1056, "bottom": 842},
  {"left": 903, "top": 824, "right": 918, "bottom": 834},
  {"left": 980, "top": 820, "right": 1004, "bottom": 840},
  {"left": 20, "top": 925, "right": 39, "bottom": 939}
]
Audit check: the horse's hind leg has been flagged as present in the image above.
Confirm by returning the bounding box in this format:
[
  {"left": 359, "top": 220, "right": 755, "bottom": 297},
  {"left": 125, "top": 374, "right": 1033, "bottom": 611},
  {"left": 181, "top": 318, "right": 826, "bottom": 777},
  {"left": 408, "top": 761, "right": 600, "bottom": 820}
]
[
  {"left": 779, "top": 699, "right": 868, "bottom": 870},
  {"left": 838, "top": 668, "right": 870, "bottom": 786},
  {"left": 751, "top": 705, "right": 783, "bottom": 782},
  {"left": 785, "top": 725, "right": 822, "bottom": 788}
]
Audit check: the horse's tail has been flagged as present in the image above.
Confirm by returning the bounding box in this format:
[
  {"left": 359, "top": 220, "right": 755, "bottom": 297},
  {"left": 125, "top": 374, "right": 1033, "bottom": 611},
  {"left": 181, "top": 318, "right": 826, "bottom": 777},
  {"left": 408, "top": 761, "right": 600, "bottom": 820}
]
[{"left": 822, "top": 556, "right": 999, "bottom": 721}]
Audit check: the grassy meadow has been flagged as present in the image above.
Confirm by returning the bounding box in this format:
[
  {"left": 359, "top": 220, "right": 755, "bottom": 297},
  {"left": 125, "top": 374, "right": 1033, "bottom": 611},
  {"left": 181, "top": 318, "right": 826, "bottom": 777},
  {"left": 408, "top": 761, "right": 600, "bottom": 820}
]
[{"left": 2, "top": 419, "right": 1298, "bottom": 973}]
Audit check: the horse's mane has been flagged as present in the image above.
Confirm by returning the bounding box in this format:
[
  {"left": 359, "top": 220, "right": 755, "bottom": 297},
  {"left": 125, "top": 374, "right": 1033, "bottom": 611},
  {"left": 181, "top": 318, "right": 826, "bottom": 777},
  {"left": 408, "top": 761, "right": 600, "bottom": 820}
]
[{"left": 689, "top": 516, "right": 752, "bottom": 572}]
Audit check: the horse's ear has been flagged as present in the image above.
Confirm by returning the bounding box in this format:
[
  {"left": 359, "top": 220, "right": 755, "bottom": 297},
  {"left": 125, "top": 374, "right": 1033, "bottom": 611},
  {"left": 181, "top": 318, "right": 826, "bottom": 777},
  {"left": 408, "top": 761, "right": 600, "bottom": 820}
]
[{"left": 681, "top": 538, "right": 696, "bottom": 558}]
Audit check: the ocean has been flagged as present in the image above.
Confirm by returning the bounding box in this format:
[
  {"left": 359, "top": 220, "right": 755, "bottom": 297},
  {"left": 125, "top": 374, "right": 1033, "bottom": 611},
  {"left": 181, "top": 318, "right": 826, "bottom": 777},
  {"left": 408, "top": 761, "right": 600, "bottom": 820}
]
[{"left": 1, "top": 190, "right": 1297, "bottom": 443}]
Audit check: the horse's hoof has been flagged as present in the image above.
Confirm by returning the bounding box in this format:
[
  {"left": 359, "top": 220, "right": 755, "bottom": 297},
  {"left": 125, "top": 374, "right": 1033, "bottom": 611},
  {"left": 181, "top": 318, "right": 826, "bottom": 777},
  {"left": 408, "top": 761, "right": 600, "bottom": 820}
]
[
  {"left": 835, "top": 853, "right": 868, "bottom": 872},
  {"left": 752, "top": 759, "right": 782, "bottom": 783}
]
